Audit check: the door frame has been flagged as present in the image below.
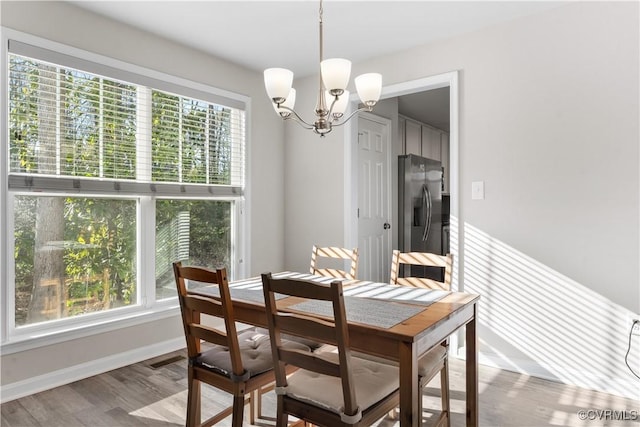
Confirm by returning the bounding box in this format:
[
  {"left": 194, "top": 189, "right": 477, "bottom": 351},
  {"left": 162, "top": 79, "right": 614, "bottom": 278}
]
[{"left": 344, "top": 70, "right": 460, "bottom": 290}]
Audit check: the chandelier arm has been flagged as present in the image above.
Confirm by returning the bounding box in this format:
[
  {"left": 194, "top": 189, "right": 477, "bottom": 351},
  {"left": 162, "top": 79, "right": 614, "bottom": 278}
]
[
  {"left": 326, "top": 95, "right": 340, "bottom": 119},
  {"left": 331, "top": 106, "right": 374, "bottom": 127},
  {"left": 278, "top": 105, "right": 316, "bottom": 130}
]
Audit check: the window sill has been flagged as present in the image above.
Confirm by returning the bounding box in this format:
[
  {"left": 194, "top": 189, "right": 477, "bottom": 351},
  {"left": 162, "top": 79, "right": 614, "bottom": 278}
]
[{"left": 0, "top": 303, "right": 181, "bottom": 355}]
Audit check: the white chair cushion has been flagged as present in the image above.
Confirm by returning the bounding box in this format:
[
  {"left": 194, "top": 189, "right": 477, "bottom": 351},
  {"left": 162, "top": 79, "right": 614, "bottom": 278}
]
[
  {"left": 283, "top": 352, "right": 399, "bottom": 416},
  {"left": 350, "top": 344, "right": 447, "bottom": 378},
  {"left": 255, "top": 327, "right": 325, "bottom": 350},
  {"left": 195, "top": 328, "right": 310, "bottom": 379},
  {"left": 417, "top": 344, "right": 447, "bottom": 377}
]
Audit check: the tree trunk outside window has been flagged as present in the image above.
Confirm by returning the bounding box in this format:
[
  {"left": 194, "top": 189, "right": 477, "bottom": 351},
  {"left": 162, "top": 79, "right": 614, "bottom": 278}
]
[{"left": 27, "top": 65, "right": 64, "bottom": 323}]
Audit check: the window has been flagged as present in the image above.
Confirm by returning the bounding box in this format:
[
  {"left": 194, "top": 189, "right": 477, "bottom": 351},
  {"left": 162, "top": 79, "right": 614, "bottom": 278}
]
[{"left": 4, "top": 37, "right": 246, "bottom": 339}]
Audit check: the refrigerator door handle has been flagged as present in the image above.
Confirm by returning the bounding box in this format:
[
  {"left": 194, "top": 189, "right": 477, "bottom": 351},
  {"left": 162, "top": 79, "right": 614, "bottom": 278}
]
[{"left": 422, "top": 184, "right": 432, "bottom": 241}]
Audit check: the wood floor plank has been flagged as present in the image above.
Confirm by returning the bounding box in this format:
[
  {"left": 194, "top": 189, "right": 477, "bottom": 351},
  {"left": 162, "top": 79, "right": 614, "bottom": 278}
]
[
  {"left": 1, "top": 400, "right": 40, "bottom": 427},
  {"left": 2, "top": 352, "right": 639, "bottom": 427}
]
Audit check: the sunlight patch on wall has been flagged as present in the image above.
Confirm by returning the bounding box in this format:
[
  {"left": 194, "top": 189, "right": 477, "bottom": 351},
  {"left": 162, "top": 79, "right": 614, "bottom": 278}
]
[{"left": 463, "top": 222, "right": 639, "bottom": 399}]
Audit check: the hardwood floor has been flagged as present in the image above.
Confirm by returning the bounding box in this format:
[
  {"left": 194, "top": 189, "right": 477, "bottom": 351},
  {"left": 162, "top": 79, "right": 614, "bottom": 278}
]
[{"left": 2, "top": 349, "right": 638, "bottom": 427}]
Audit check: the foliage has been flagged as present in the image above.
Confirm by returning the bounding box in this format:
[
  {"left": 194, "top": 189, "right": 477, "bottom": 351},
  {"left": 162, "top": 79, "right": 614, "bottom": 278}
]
[
  {"left": 9, "top": 54, "right": 237, "bottom": 326},
  {"left": 155, "top": 199, "right": 231, "bottom": 299}
]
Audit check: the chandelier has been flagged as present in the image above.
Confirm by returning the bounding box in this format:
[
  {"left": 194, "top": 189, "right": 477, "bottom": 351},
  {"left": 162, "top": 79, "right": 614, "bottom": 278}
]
[{"left": 263, "top": 0, "right": 382, "bottom": 136}]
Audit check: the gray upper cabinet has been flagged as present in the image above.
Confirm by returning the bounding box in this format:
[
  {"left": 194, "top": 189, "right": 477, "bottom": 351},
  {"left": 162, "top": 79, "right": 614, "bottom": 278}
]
[
  {"left": 421, "top": 125, "right": 441, "bottom": 161},
  {"left": 400, "top": 115, "right": 450, "bottom": 193},
  {"left": 405, "top": 119, "right": 422, "bottom": 156}
]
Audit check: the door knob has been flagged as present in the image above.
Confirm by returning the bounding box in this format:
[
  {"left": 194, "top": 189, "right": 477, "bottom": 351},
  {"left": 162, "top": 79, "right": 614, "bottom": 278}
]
[{"left": 383, "top": 222, "right": 391, "bottom": 230}]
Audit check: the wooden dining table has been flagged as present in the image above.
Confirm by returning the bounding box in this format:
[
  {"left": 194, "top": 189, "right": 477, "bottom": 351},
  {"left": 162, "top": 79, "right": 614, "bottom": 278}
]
[{"left": 191, "top": 272, "right": 480, "bottom": 427}]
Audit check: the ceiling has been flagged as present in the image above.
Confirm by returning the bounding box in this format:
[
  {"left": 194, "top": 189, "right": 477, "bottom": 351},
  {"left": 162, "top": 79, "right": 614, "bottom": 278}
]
[
  {"left": 68, "top": 1, "right": 566, "bottom": 131},
  {"left": 69, "top": 1, "right": 567, "bottom": 78},
  {"left": 398, "top": 87, "right": 450, "bottom": 131}
]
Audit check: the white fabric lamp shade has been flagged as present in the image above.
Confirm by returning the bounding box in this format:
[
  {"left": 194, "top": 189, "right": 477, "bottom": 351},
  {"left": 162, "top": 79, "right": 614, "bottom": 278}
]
[
  {"left": 264, "top": 68, "right": 294, "bottom": 102},
  {"left": 355, "top": 73, "right": 382, "bottom": 105},
  {"left": 321, "top": 58, "right": 352, "bottom": 93}
]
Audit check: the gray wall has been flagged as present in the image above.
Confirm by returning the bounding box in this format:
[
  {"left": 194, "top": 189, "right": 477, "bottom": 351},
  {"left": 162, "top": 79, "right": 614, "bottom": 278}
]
[
  {"left": 283, "top": 1, "right": 639, "bottom": 398},
  {"left": 0, "top": 0, "right": 285, "bottom": 390}
]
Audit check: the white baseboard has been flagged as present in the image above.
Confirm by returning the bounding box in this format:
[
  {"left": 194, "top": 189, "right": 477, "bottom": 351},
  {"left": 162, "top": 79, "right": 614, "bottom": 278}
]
[{"left": 0, "top": 337, "right": 185, "bottom": 404}]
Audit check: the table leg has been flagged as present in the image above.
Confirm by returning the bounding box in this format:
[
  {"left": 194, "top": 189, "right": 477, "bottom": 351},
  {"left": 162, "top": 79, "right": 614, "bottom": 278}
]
[
  {"left": 466, "top": 303, "right": 478, "bottom": 427},
  {"left": 399, "top": 340, "right": 419, "bottom": 427}
]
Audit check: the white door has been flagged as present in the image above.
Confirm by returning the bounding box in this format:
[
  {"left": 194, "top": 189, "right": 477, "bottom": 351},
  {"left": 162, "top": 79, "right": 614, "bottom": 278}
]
[{"left": 357, "top": 114, "right": 392, "bottom": 282}]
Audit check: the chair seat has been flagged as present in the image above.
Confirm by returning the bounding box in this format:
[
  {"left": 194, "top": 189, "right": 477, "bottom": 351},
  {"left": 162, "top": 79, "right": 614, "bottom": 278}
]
[
  {"left": 256, "top": 327, "right": 325, "bottom": 351},
  {"left": 283, "top": 352, "right": 399, "bottom": 416},
  {"left": 417, "top": 344, "right": 447, "bottom": 377},
  {"left": 195, "top": 328, "right": 311, "bottom": 379},
  {"left": 350, "top": 344, "right": 447, "bottom": 378}
]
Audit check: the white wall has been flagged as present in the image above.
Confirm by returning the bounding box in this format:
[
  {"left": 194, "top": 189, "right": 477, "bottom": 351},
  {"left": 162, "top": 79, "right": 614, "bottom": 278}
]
[
  {"left": 2, "top": 0, "right": 638, "bottom": 403},
  {"left": 0, "top": 0, "right": 285, "bottom": 395},
  {"left": 284, "top": 1, "right": 639, "bottom": 398}
]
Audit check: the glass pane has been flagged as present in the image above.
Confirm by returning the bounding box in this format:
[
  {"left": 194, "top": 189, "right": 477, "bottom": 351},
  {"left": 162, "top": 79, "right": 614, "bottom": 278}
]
[
  {"left": 208, "top": 105, "right": 234, "bottom": 185},
  {"left": 151, "top": 91, "right": 180, "bottom": 182},
  {"left": 14, "top": 196, "right": 137, "bottom": 327},
  {"left": 182, "top": 98, "right": 207, "bottom": 184},
  {"left": 155, "top": 200, "right": 231, "bottom": 299},
  {"left": 9, "top": 54, "right": 137, "bottom": 179},
  {"left": 151, "top": 90, "right": 241, "bottom": 186}
]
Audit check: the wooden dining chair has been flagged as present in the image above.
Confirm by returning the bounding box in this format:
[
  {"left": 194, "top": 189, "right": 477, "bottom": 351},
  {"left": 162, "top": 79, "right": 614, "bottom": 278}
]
[
  {"left": 309, "top": 245, "right": 359, "bottom": 280},
  {"left": 173, "top": 262, "right": 310, "bottom": 427},
  {"left": 261, "top": 272, "right": 400, "bottom": 427},
  {"left": 389, "top": 250, "right": 453, "bottom": 427},
  {"left": 390, "top": 250, "right": 453, "bottom": 290}
]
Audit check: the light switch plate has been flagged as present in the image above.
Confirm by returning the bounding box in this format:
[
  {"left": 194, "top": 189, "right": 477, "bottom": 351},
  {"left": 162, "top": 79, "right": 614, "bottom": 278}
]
[{"left": 472, "top": 181, "right": 485, "bottom": 200}]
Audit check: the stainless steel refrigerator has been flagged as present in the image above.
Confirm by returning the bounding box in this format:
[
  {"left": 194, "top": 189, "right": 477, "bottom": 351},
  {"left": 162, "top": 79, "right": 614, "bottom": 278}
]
[{"left": 398, "top": 154, "right": 443, "bottom": 279}]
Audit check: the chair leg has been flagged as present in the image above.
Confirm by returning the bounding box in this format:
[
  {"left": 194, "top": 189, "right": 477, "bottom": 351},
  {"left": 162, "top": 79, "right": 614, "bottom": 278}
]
[
  {"left": 418, "top": 376, "right": 425, "bottom": 426},
  {"left": 275, "top": 395, "right": 288, "bottom": 427},
  {"left": 232, "top": 394, "right": 245, "bottom": 427},
  {"left": 186, "top": 369, "right": 201, "bottom": 427},
  {"left": 440, "top": 358, "right": 451, "bottom": 427},
  {"left": 257, "top": 387, "right": 264, "bottom": 419},
  {"left": 249, "top": 390, "right": 256, "bottom": 424}
]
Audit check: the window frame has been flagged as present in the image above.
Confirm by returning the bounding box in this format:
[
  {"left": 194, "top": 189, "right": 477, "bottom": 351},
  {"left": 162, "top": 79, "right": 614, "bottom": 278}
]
[{"left": 0, "top": 28, "right": 251, "bottom": 354}]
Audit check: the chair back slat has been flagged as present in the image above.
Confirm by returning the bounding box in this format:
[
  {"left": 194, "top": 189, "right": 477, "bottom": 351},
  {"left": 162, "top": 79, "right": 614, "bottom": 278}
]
[
  {"left": 261, "top": 273, "right": 359, "bottom": 417},
  {"left": 189, "top": 324, "right": 230, "bottom": 348},
  {"left": 184, "top": 294, "right": 225, "bottom": 318},
  {"left": 267, "top": 276, "right": 335, "bottom": 301},
  {"left": 277, "top": 348, "right": 342, "bottom": 377},
  {"left": 389, "top": 250, "right": 453, "bottom": 291},
  {"left": 394, "top": 277, "right": 448, "bottom": 290},
  {"left": 276, "top": 315, "right": 337, "bottom": 344},
  {"left": 173, "top": 262, "right": 244, "bottom": 378},
  {"left": 310, "top": 245, "right": 359, "bottom": 280}
]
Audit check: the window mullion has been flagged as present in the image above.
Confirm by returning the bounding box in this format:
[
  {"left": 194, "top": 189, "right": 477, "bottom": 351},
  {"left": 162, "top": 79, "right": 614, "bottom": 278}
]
[
  {"left": 137, "top": 86, "right": 154, "bottom": 307},
  {"left": 99, "top": 78, "right": 104, "bottom": 178},
  {"left": 178, "top": 97, "right": 183, "bottom": 183},
  {"left": 139, "top": 196, "right": 156, "bottom": 308},
  {"left": 56, "top": 67, "right": 61, "bottom": 175},
  {"left": 206, "top": 105, "right": 210, "bottom": 184},
  {"left": 4, "top": 195, "right": 17, "bottom": 341},
  {"left": 136, "top": 87, "right": 151, "bottom": 181}
]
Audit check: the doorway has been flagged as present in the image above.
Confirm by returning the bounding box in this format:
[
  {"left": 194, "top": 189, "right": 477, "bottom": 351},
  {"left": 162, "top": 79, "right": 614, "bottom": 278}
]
[{"left": 346, "top": 71, "right": 459, "bottom": 289}]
